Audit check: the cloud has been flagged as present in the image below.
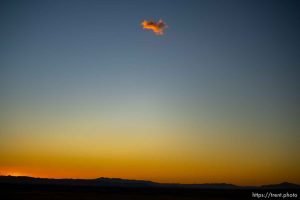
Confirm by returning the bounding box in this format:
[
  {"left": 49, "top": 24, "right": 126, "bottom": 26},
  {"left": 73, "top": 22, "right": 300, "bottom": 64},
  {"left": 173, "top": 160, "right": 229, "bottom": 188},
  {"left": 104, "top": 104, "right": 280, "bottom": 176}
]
[{"left": 141, "top": 19, "right": 167, "bottom": 35}]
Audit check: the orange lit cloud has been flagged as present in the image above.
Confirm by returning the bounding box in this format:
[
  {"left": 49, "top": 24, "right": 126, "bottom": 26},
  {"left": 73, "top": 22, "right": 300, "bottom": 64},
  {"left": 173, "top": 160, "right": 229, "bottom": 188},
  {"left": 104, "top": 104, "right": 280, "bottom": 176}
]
[{"left": 141, "top": 19, "right": 167, "bottom": 35}]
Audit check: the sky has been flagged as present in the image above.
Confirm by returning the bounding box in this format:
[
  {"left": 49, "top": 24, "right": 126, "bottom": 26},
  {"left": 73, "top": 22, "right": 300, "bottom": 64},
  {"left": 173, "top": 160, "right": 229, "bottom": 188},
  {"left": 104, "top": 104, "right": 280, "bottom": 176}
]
[{"left": 0, "top": 0, "right": 299, "bottom": 186}]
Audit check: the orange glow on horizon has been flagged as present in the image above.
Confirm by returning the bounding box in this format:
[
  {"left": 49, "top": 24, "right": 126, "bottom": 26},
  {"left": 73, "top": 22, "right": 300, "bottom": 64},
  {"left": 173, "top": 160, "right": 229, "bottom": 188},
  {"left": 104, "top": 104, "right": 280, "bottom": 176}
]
[
  {"left": 1, "top": 100, "right": 299, "bottom": 187},
  {"left": 2, "top": 160, "right": 300, "bottom": 186}
]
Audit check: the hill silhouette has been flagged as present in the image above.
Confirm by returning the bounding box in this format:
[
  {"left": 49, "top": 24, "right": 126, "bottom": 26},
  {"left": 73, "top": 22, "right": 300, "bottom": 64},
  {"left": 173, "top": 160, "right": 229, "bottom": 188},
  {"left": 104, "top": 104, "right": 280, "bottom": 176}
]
[
  {"left": 1, "top": 176, "right": 300, "bottom": 200},
  {"left": 0, "top": 175, "right": 299, "bottom": 189},
  {"left": 261, "top": 182, "right": 300, "bottom": 189}
]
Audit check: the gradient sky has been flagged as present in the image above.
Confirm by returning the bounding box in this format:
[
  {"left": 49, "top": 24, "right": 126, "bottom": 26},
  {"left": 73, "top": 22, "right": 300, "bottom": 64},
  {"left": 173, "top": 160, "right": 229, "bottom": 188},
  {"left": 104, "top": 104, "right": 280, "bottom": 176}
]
[{"left": 0, "top": 0, "right": 299, "bottom": 186}]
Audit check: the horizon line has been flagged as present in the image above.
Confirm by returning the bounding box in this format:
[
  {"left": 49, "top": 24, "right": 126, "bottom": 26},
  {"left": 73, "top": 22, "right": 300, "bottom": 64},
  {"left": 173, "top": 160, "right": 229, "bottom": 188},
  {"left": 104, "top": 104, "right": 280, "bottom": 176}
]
[{"left": 1, "top": 175, "right": 299, "bottom": 187}]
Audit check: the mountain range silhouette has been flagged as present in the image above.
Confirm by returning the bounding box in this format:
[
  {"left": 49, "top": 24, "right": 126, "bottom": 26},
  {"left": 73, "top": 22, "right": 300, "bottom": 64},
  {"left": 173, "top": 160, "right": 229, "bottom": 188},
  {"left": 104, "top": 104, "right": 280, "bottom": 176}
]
[{"left": 1, "top": 175, "right": 299, "bottom": 189}]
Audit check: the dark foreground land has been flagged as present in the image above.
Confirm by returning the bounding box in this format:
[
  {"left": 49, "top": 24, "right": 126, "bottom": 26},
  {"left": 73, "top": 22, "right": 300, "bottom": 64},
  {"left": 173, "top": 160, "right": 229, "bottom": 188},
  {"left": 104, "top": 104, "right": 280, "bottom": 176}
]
[
  {"left": 2, "top": 184, "right": 300, "bottom": 200},
  {"left": 1, "top": 176, "right": 299, "bottom": 200}
]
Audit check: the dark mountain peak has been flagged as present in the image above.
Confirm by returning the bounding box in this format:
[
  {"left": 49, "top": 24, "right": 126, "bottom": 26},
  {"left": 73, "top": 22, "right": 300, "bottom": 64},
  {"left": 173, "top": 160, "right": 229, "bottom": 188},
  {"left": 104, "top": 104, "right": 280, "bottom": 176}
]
[
  {"left": 261, "top": 182, "right": 300, "bottom": 188},
  {"left": 93, "top": 177, "right": 159, "bottom": 187},
  {"left": 95, "top": 177, "right": 154, "bottom": 182},
  {"left": 175, "top": 183, "right": 239, "bottom": 189}
]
